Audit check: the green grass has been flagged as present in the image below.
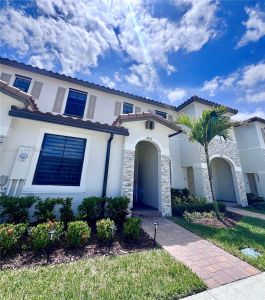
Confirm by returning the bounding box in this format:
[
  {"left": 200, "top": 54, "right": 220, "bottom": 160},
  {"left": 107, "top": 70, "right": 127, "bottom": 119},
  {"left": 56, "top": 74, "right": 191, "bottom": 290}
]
[
  {"left": 0, "top": 250, "right": 205, "bottom": 300},
  {"left": 173, "top": 216, "right": 265, "bottom": 271}
]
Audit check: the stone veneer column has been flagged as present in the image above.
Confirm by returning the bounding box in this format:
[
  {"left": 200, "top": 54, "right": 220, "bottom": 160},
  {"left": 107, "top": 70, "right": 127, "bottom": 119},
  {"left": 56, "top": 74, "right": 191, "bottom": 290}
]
[
  {"left": 201, "top": 167, "right": 213, "bottom": 201},
  {"left": 121, "top": 150, "right": 135, "bottom": 209},
  {"left": 161, "top": 155, "right": 172, "bottom": 216},
  {"left": 234, "top": 171, "right": 248, "bottom": 206}
]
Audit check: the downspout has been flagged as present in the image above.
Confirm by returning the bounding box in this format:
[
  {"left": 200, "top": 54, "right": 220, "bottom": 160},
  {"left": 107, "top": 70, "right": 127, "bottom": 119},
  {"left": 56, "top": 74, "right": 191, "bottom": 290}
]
[{"left": 102, "top": 133, "right": 114, "bottom": 197}]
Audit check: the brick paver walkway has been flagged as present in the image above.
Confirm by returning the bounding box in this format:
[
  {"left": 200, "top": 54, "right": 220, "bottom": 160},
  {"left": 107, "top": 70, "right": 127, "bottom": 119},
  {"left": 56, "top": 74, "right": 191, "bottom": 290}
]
[
  {"left": 227, "top": 207, "right": 265, "bottom": 221},
  {"left": 142, "top": 217, "right": 260, "bottom": 289}
]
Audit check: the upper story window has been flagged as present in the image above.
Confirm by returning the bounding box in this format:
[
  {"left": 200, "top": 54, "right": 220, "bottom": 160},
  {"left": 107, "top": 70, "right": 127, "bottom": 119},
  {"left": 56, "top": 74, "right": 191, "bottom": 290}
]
[
  {"left": 33, "top": 133, "right": 86, "bottom": 186},
  {"left": 123, "top": 102, "right": 134, "bottom": 114},
  {"left": 64, "top": 89, "right": 87, "bottom": 118},
  {"left": 13, "top": 75, "right": 32, "bottom": 93},
  {"left": 155, "top": 110, "right": 167, "bottom": 119}
]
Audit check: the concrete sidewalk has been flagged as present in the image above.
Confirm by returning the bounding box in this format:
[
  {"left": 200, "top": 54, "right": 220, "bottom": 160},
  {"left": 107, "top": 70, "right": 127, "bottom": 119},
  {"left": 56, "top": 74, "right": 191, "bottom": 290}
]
[
  {"left": 227, "top": 206, "right": 265, "bottom": 221},
  {"left": 182, "top": 272, "right": 265, "bottom": 300},
  {"left": 142, "top": 217, "right": 260, "bottom": 289}
]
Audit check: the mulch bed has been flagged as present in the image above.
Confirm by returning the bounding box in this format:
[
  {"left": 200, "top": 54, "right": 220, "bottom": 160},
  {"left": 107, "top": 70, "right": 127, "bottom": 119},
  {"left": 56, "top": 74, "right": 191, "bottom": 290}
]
[
  {"left": 191, "top": 211, "right": 242, "bottom": 228},
  {"left": 0, "top": 229, "right": 156, "bottom": 270}
]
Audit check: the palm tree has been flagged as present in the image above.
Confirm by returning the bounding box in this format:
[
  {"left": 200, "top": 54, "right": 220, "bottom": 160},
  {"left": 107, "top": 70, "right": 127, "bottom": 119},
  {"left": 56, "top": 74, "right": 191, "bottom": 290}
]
[{"left": 176, "top": 106, "right": 235, "bottom": 219}]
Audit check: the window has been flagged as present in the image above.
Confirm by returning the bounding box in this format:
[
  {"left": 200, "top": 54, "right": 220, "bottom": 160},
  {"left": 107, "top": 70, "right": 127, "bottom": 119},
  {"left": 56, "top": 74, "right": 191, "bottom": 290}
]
[
  {"left": 123, "top": 102, "right": 134, "bottom": 114},
  {"left": 13, "top": 75, "right": 32, "bottom": 92},
  {"left": 33, "top": 134, "right": 86, "bottom": 186},
  {"left": 64, "top": 89, "right": 87, "bottom": 118},
  {"left": 155, "top": 110, "right": 167, "bottom": 119}
]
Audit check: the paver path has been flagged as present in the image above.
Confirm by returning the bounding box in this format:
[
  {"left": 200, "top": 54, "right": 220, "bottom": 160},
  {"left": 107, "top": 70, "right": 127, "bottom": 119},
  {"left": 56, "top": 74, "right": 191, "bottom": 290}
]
[
  {"left": 227, "top": 206, "right": 265, "bottom": 221},
  {"left": 142, "top": 217, "right": 260, "bottom": 289}
]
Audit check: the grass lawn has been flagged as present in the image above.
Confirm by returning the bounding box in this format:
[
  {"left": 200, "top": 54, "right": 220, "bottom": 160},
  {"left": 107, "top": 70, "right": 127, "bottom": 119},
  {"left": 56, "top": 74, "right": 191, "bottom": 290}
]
[
  {"left": 173, "top": 216, "right": 265, "bottom": 271},
  {"left": 0, "top": 250, "right": 205, "bottom": 300}
]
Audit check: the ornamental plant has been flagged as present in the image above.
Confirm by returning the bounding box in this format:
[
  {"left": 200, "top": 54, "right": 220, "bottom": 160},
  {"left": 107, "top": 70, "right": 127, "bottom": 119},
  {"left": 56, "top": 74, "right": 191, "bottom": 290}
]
[
  {"left": 66, "top": 221, "right": 91, "bottom": 248},
  {"left": 60, "top": 198, "right": 75, "bottom": 227},
  {"left": 96, "top": 218, "right": 115, "bottom": 242},
  {"left": 78, "top": 197, "right": 106, "bottom": 226},
  {"left": 105, "top": 197, "right": 130, "bottom": 229},
  {"left": 123, "top": 218, "right": 141, "bottom": 241},
  {"left": 0, "top": 195, "right": 38, "bottom": 223},
  {"left": 0, "top": 223, "right": 28, "bottom": 257},
  {"left": 30, "top": 220, "right": 63, "bottom": 252},
  {"left": 34, "top": 198, "right": 64, "bottom": 223}
]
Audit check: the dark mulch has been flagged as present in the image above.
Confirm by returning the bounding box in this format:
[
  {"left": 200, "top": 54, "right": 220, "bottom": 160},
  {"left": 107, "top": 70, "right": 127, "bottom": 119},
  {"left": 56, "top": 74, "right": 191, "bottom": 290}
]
[
  {"left": 191, "top": 211, "right": 242, "bottom": 228},
  {"left": 0, "top": 229, "right": 157, "bottom": 270}
]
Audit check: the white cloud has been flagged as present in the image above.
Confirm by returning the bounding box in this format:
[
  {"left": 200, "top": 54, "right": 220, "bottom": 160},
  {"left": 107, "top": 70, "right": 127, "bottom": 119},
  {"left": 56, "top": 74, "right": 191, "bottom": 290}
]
[
  {"left": 99, "top": 76, "right": 116, "bottom": 88},
  {"left": 0, "top": 0, "right": 219, "bottom": 88},
  {"left": 166, "top": 88, "right": 187, "bottom": 103},
  {"left": 201, "top": 61, "right": 265, "bottom": 103},
  {"left": 232, "top": 108, "right": 265, "bottom": 121},
  {"left": 237, "top": 5, "right": 265, "bottom": 47},
  {"left": 125, "top": 63, "right": 158, "bottom": 91}
]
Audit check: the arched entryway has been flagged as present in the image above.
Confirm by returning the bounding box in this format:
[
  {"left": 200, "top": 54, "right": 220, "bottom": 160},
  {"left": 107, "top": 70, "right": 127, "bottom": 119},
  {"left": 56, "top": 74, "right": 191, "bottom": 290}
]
[
  {"left": 211, "top": 157, "right": 236, "bottom": 203},
  {"left": 133, "top": 141, "right": 159, "bottom": 210}
]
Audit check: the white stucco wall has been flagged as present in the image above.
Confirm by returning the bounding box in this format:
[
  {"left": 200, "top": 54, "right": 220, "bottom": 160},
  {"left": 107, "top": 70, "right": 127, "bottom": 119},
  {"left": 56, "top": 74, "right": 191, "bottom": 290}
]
[
  {"left": 1, "top": 116, "right": 125, "bottom": 211},
  {"left": 0, "top": 65, "right": 178, "bottom": 125}
]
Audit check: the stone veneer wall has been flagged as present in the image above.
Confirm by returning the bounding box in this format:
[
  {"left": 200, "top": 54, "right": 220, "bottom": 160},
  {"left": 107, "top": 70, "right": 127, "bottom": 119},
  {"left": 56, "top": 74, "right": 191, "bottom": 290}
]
[
  {"left": 160, "top": 155, "right": 172, "bottom": 216},
  {"left": 121, "top": 150, "right": 135, "bottom": 209},
  {"left": 121, "top": 150, "right": 172, "bottom": 216},
  {"left": 199, "top": 137, "right": 247, "bottom": 205}
]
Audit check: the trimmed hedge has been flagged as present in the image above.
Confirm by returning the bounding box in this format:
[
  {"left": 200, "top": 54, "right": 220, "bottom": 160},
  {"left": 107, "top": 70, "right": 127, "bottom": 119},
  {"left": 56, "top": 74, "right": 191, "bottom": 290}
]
[{"left": 172, "top": 202, "right": 226, "bottom": 217}]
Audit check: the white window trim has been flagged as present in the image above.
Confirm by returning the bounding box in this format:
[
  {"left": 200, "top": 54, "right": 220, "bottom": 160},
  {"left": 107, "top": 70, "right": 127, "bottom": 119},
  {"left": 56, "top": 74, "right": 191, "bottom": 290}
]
[{"left": 22, "top": 128, "right": 91, "bottom": 193}]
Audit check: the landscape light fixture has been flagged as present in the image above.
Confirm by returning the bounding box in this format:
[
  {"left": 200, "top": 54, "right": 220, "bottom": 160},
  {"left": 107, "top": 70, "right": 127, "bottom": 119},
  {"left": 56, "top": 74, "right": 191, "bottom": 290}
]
[{"left": 153, "top": 222, "right": 159, "bottom": 247}]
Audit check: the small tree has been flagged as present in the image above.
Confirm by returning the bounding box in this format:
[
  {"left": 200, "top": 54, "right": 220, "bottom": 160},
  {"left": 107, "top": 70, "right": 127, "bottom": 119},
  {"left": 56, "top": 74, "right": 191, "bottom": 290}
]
[{"left": 176, "top": 106, "right": 235, "bottom": 219}]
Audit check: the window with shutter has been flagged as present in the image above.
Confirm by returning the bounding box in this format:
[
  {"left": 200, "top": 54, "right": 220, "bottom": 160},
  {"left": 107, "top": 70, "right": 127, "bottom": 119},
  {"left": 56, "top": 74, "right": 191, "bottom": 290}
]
[
  {"left": 123, "top": 102, "right": 134, "bottom": 114},
  {"left": 13, "top": 75, "right": 32, "bottom": 92},
  {"left": 155, "top": 110, "right": 167, "bottom": 119},
  {"left": 168, "top": 114, "right": 173, "bottom": 122},
  {"left": 31, "top": 81, "right": 43, "bottom": 99},
  {"left": 0, "top": 72, "right": 12, "bottom": 84},
  {"left": 53, "top": 87, "right": 66, "bottom": 113},
  {"left": 33, "top": 134, "right": 86, "bottom": 186},
  {"left": 64, "top": 89, "right": 87, "bottom": 118}
]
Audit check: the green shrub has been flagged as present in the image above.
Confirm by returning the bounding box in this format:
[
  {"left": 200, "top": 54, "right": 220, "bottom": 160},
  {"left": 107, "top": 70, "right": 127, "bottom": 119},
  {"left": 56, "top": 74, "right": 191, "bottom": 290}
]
[
  {"left": 0, "top": 195, "right": 38, "bottom": 223},
  {"left": 172, "top": 201, "right": 225, "bottom": 217},
  {"left": 246, "top": 193, "right": 265, "bottom": 205},
  {"left": 96, "top": 218, "right": 116, "bottom": 242},
  {"left": 171, "top": 188, "right": 191, "bottom": 198},
  {"left": 30, "top": 221, "right": 63, "bottom": 252},
  {"left": 105, "top": 197, "right": 130, "bottom": 228},
  {"left": 183, "top": 210, "right": 215, "bottom": 222},
  {"left": 0, "top": 223, "right": 28, "bottom": 257},
  {"left": 66, "top": 221, "right": 91, "bottom": 248},
  {"left": 35, "top": 198, "right": 64, "bottom": 223},
  {"left": 123, "top": 218, "right": 141, "bottom": 241},
  {"left": 60, "top": 198, "right": 75, "bottom": 226},
  {"left": 78, "top": 197, "right": 105, "bottom": 225}
]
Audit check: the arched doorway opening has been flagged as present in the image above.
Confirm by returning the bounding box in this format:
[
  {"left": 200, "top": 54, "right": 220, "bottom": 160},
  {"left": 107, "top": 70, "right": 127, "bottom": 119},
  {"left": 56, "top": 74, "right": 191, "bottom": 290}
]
[
  {"left": 211, "top": 157, "right": 236, "bottom": 203},
  {"left": 133, "top": 141, "right": 159, "bottom": 210}
]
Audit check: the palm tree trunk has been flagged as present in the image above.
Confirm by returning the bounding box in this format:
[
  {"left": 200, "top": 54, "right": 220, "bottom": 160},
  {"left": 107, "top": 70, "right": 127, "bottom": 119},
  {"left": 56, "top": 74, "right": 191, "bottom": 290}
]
[{"left": 204, "top": 145, "right": 221, "bottom": 220}]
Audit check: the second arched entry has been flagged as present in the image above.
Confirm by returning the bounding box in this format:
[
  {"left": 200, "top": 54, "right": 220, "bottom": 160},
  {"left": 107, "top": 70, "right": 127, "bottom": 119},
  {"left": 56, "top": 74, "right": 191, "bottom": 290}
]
[
  {"left": 211, "top": 157, "right": 236, "bottom": 203},
  {"left": 133, "top": 141, "right": 159, "bottom": 210}
]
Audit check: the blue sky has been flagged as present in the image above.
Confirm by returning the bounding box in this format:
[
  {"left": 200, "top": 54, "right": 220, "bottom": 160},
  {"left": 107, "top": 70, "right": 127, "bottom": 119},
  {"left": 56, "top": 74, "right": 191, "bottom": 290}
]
[{"left": 0, "top": 0, "right": 264, "bottom": 119}]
